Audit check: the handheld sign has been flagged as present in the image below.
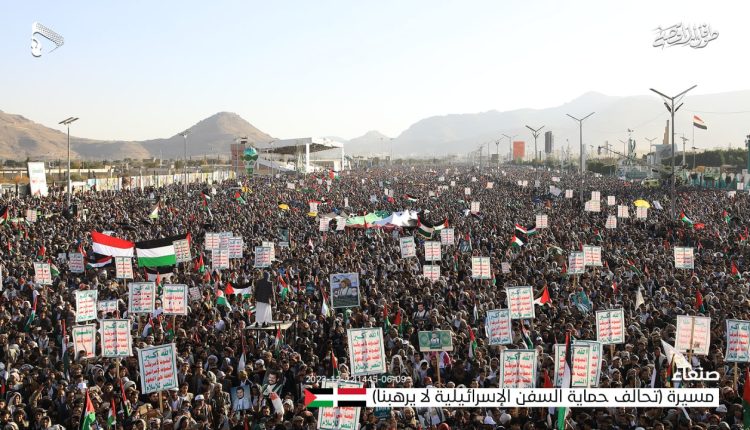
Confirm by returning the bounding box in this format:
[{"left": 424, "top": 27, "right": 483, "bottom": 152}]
[
  {"left": 675, "top": 315, "right": 711, "bottom": 356},
  {"left": 471, "top": 257, "right": 491, "bottom": 279},
  {"left": 499, "top": 350, "right": 537, "bottom": 388},
  {"left": 347, "top": 328, "right": 387, "bottom": 376},
  {"left": 591, "top": 191, "right": 601, "bottom": 201},
  {"left": 470, "top": 201, "right": 480, "bottom": 213},
  {"left": 585, "top": 200, "right": 601, "bottom": 212},
  {"left": 440, "top": 228, "right": 455, "bottom": 246},
  {"left": 575, "top": 340, "right": 603, "bottom": 387},
  {"left": 424, "top": 241, "right": 441, "bottom": 261},
  {"left": 418, "top": 330, "right": 454, "bottom": 351},
  {"left": 423, "top": 265, "right": 440, "bottom": 281},
  {"left": 674, "top": 247, "right": 694, "bottom": 269},
  {"left": 137, "top": 344, "right": 179, "bottom": 394},
  {"left": 486, "top": 309, "right": 512, "bottom": 345},
  {"left": 330, "top": 273, "right": 360, "bottom": 309},
  {"left": 75, "top": 290, "right": 98, "bottom": 323},
  {"left": 101, "top": 319, "right": 132, "bottom": 358},
  {"left": 205, "top": 233, "right": 221, "bottom": 251},
  {"left": 98, "top": 300, "right": 118, "bottom": 315},
  {"left": 506, "top": 286, "right": 535, "bottom": 319},
  {"left": 583, "top": 246, "right": 602, "bottom": 267},
  {"left": 725, "top": 319, "right": 750, "bottom": 362},
  {"left": 535, "top": 214, "right": 548, "bottom": 229},
  {"left": 607, "top": 196, "right": 616, "bottom": 206},
  {"left": 128, "top": 283, "right": 156, "bottom": 314},
  {"left": 400, "top": 237, "right": 416, "bottom": 258},
  {"left": 71, "top": 324, "right": 97, "bottom": 359},
  {"left": 162, "top": 284, "right": 189, "bottom": 315},
  {"left": 617, "top": 205, "right": 629, "bottom": 218},
  {"left": 595, "top": 309, "right": 625, "bottom": 344},
  {"left": 565, "top": 189, "right": 573, "bottom": 199},
  {"left": 228, "top": 237, "right": 244, "bottom": 259},
  {"left": 115, "top": 257, "right": 133, "bottom": 279},
  {"left": 69, "top": 252, "right": 85, "bottom": 273},
  {"left": 212, "top": 249, "right": 230, "bottom": 270},
  {"left": 33, "top": 262, "right": 52, "bottom": 285},
  {"left": 605, "top": 215, "right": 617, "bottom": 229},
  {"left": 464, "top": 187, "right": 471, "bottom": 196},
  {"left": 568, "top": 252, "right": 585, "bottom": 274},
  {"left": 636, "top": 207, "right": 648, "bottom": 219},
  {"left": 173, "top": 239, "right": 192, "bottom": 263},
  {"left": 254, "top": 246, "right": 272, "bottom": 268}
]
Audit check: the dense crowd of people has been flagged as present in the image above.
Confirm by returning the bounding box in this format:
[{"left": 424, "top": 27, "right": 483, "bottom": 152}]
[{"left": 0, "top": 165, "right": 748, "bottom": 430}]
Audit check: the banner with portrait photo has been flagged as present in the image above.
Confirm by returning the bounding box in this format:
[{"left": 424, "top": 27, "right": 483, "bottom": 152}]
[{"left": 330, "top": 273, "right": 360, "bottom": 309}]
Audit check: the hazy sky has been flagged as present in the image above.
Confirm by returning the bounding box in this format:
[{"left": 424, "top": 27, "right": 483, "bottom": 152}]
[{"left": 2, "top": 1, "right": 748, "bottom": 141}]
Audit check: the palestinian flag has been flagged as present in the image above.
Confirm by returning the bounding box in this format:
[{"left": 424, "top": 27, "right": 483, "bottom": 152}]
[
  {"left": 201, "top": 192, "right": 211, "bottom": 209},
  {"left": 404, "top": 194, "right": 418, "bottom": 202},
  {"left": 627, "top": 259, "right": 643, "bottom": 275},
  {"left": 148, "top": 199, "right": 160, "bottom": 219},
  {"left": 225, "top": 282, "right": 252, "bottom": 297},
  {"left": 145, "top": 266, "right": 173, "bottom": 282},
  {"left": 50, "top": 263, "right": 60, "bottom": 277},
  {"left": 383, "top": 304, "right": 391, "bottom": 331},
  {"left": 24, "top": 294, "right": 38, "bottom": 332},
  {"left": 695, "top": 289, "right": 705, "bottom": 313},
  {"left": 91, "top": 231, "right": 135, "bottom": 257},
  {"left": 468, "top": 328, "right": 477, "bottom": 359},
  {"left": 136, "top": 234, "right": 187, "bottom": 267},
  {"left": 732, "top": 262, "right": 741, "bottom": 279},
  {"left": 510, "top": 235, "right": 524, "bottom": 248},
  {"left": 723, "top": 210, "right": 731, "bottom": 224},
  {"left": 107, "top": 398, "right": 116, "bottom": 429},
  {"left": 81, "top": 389, "right": 97, "bottom": 430},
  {"left": 693, "top": 115, "right": 707, "bottom": 130},
  {"left": 557, "top": 332, "right": 572, "bottom": 429},
  {"left": 86, "top": 253, "right": 113, "bottom": 269},
  {"left": 533, "top": 285, "right": 551, "bottom": 306},
  {"left": 194, "top": 254, "right": 206, "bottom": 274},
  {"left": 328, "top": 169, "right": 339, "bottom": 180},
  {"left": 680, "top": 212, "right": 693, "bottom": 226},
  {"left": 234, "top": 191, "right": 247, "bottom": 205},
  {"left": 514, "top": 224, "right": 528, "bottom": 235},
  {"left": 416, "top": 212, "right": 448, "bottom": 239},
  {"left": 0, "top": 206, "right": 8, "bottom": 224},
  {"left": 216, "top": 289, "right": 232, "bottom": 310},
  {"left": 119, "top": 379, "right": 132, "bottom": 418},
  {"left": 520, "top": 323, "right": 534, "bottom": 349},
  {"left": 743, "top": 368, "right": 750, "bottom": 428}
]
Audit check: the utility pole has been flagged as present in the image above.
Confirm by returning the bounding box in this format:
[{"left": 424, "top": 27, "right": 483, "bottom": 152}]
[
  {"left": 566, "top": 112, "right": 595, "bottom": 203},
  {"left": 745, "top": 134, "right": 750, "bottom": 174},
  {"left": 502, "top": 134, "right": 516, "bottom": 162},
  {"left": 679, "top": 135, "right": 689, "bottom": 167},
  {"left": 58, "top": 117, "right": 78, "bottom": 208},
  {"left": 525, "top": 125, "right": 545, "bottom": 165},
  {"left": 179, "top": 129, "right": 190, "bottom": 193},
  {"left": 650, "top": 84, "right": 697, "bottom": 220},
  {"left": 691, "top": 146, "right": 698, "bottom": 170},
  {"left": 495, "top": 140, "right": 500, "bottom": 169}
]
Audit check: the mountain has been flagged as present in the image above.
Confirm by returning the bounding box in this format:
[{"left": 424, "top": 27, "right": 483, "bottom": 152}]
[
  {"left": 391, "top": 90, "right": 750, "bottom": 157},
  {"left": 0, "top": 110, "right": 273, "bottom": 160},
  {"left": 346, "top": 130, "right": 392, "bottom": 156}
]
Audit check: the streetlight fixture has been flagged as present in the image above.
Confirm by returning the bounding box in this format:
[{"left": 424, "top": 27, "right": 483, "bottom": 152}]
[
  {"left": 58, "top": 116, "right": 78, "bottom": 207},
  {"left": 525, "top": 125, "right": 545, "bottom": 164},
  {"left": 502, "top": 134, "right": 517, "bottom": 162},
  {"left": 649, "top": 84, "right": 697, "bottom": 219},
  {"left": 178, "top": 129, "right": 190, "bottom": 192},
  {"left": 494, "top": 139, "right": 501, "bottom": 169},
  {"left": 566, "top": 112, "right": 595, "bottom": 203}
]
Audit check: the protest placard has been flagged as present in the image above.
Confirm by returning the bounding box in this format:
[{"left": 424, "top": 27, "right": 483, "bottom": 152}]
[
  {"left": 319, "top": 217, "right": 330, "bottom": 232},
  {"left": 115, "top": 257, "right": 133, "bottom": 279},
  {"left": 739, "top": 182, "right": 745, "bottom": 190},
  {"left": 464, "top": 187, "right": 471, "bottom": 196},
  {"left": 725, "top": 319, "right": 750, "bottom": 362},
  {"left": 188, "top": 287, "right": 201, "bottom": 302},
  {"left": 583, "top": 246, "right": 602, "bottom": 267},
  {"left": 173, "top": 239, "right": 192, "bottom": 263},
  {"left": 565, "top": 189, "right": 573, "bottom": 199},
  {"left": 423, "top": 265, "right": 440, "bottom": 281},
  {"left": 506, "top": 286, "right": 535, "bottom": 319},
  {"left": 69, "top": 252, "right": 85, "bottom": 273},
  {"left": 486, "top": 182, "right": 494, "bottom": 189},
  {"left": 486, "top": 309, "right": 512, "bottom": 345},
  {"left": 261, "top": 241, "right": 276, "bottom": 260},
  {"left": 400, "top": 237, "right": 416, "bottom": 258},
  {"left": 33, "top": 262, "right": 52, "bottom": 285},
  {"left": 499, "top": 350, "right": 537, "bottom": 388},
  {"left": 330, "top": 273, "right": 360, "bottom": 308},
  {"left": 309, "top": 201, "right": 319, "bottom": 214},
  {"left": 98, "top": 300, "right": 118, "bottom": 315},
  {"left": 535, "top": 214, "right": 548, "bottom": 229},
  {"left": 552, "top": 177, "right": 560, "bottom": 182},
  {"left": 219, "top": 232, "right": 232, "bottom": 250},
  {"left": 575, "top": 340, "right": 602, "bottom": 387},
  {"left": 286, "top": 182, "right": 295, "bottom": 190},
  {"left": 162, "top": 284, "right": 189, "bottom": 315},
  {"left": 101, "top": 319, "right": 132, "bottom": 358},
  {"left": 424, "top": 241, "right": 441, "bottom": 261},
  {"left": 25, "top": 209, "right": 37, "bottom": 223},
  {"left": 205, "top": 232, "right": 221, "bottom": 251},
  {"left": 128, "top": 282, "right": 156, "bottom": 314},
  {"left": 347, "top": 328, "right": 386, "bottom": 376},
  {"left": 591, "top": 191, "right": 601, "bottom": 201},
  {"left": 636, "top": 207, "right": 648, "bottom": 219},
  {"left": 617, "top": 205, "right": 629, "bottom": 218},
  {"left": 450, "top": 181, "right": 456, "bottom": 187},
  {"left": 585, "top": 200, "right": 601, "bottom": 212},
  {"left": 471, "top": 257, "right": 491, "bottom": 279},
  {"left": 674, "top": 247, "right": 694, "bottom": 269},
  {"left": 470, "top": 201, "right": 480, "bottom": 213},
  {"left": 676, "top": 315, "right": 711, "bottom": 356},
  {"left": 607, "top": 196, "right": 615, "bottom": 206},
  {"left": 336, "top": 218, "right": 346, "bottom": 231},
  {"left": 418, "top": 330, "right": 454, "bottom": 351},
  {"left": 553, "top": 344, "right": 592, "bottom": 387},
  {"left": 568, "top": 252, "right": 585, "bottom": 274},
  {"left": 596, "top": 309, "right": 625, "bottom": 344},
  {"left": 522, "top": 180, "right": 528, "bottom": 187},
  {"left": 501, "top": 262, "right": 511, "bottom": 274},
  {"left": 212, "top": 249, "right": 230, "bottom": 270},
  {"left": 254, "top": 246, "right": 272, "bottom": 268},
  {"left": 228, "top": 237, "right": 244, "bottom": 259},
  {"left": 606, "top": 215, "right": 617, "bottom": 229},
  {"left": 138, "top": 344, "right": 179, "bottom": 394},
  {"left": 318, "top": 380, "right": 361, "bottom": 430},
  {"left": 71, "top": 324, "right": 97, "bottom": 359},
  {"left": 75, "top": 290, "right": 98, "bottom": 323},
  {"left": 440, "top": 228, "right": 455, "bottom": 246}
]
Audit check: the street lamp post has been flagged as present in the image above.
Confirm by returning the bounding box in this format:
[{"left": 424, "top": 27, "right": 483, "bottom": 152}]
[
  {"left": 650, "top": 85, "right": 697, "bottom": 219},
  {"left": 58, "top": 117, "right": 78, "bottom": 207},
  {"left": 502, "top": 134, "right": 517, "bottom": 162},
  {"left": 495, "top": 140, "right": 500, "bottom": 169},
  {"left": 525, "top": 125, "right": 545, "bottom": 164},
  {"left": 566, "top": 112, "right": 595, "bottom": 203},
  {"left": 179, "top": 130, "right": 190, "bottom": 192}
]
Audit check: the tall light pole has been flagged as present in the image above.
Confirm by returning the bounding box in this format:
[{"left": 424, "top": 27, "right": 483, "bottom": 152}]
[
  {"left": 494, "top": 139, "right": 500, "bottom": 169},
  {"left": 502, "top": 134, "right": 516, "bottom": 162},
  {"left": 679, "top": 135, "right": 689, "bottom": 166},
  {"left": 58, "top": 117, "right": 78, "bottom": 207},
  {"left": 179, "top": 129, "right": 190, "bottom": 192},
  {"left": 525, "top": 125, "right": 545, "bottom": 164},
  {"left": 566, "top": 112, "right": 595, "bottom": 203},
  {"left": 650, "top": 85, "right": 697, "bottom": 219}
]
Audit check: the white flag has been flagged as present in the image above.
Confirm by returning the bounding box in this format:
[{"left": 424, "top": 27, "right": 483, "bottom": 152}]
[{"left": 635, "top": 288, "right": 644, "bottom": 309}]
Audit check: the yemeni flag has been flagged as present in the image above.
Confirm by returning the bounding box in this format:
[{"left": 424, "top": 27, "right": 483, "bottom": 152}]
[
  {"left": 468, "top": 328, "right": 477, "bottom": 359},
  {"left": 0, "top": 206, "right": 8, "bottom": 225},
  {"left": 404, "top": 194, "right": 418, "bottom": 202},
  {"left": 107, "top": 398, "right": 116, "bottom": 429},
  {"left": 91, "top": 231, "right": 135, "bottom": 257},
  {"left": 732, "top": 262, "right": 742, "bottom": 279},
  {"left": 680, "top": 212, "right": 694, "bottom": 226},
  {"left": 557, "top": 332, "right": 572, "bottom": 430},
  {"left": 693, "top": 115, "right": 707, "bottom": 130},
  {"left": 86, "top": 253, "right": 114, "bottom": 269},
  {"left": 216, "top": 289, "right": 232, "bottom": 310},
  {"left": 695, "top": 289, "right": 705, "bottom": 312},
  {"left": 743, "top": 368, "right": 750, "bottom": 428},
  {"left": 510, "top": 235, "right": 525, "bottom": 248},
  {"left": 534, "top": 285, "right": 551, "bottom": 306},
  {"left": 234, "top": 191, "right": 247, "bottom": 205},
  {"left": 136, "top": 235, "right": 186, "bottom": 267},
  {"left": 81, "top": 389, "right": 97, "bottom": 430}
]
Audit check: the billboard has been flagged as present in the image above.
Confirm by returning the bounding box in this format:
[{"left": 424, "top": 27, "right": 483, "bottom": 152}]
[
  {"left": 544, "top": 131, "right": 553, "bottom": 154},
  {"left": 513, "top": 141, "right": 525, "bottom": 161},
  {"left": 27, "top": 162, "right": 49, "bottom": 197}
]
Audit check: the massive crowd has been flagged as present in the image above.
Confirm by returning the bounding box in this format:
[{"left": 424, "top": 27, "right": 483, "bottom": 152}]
[{"left": 0, "top": 165, "right": 748, "bottom": 430}]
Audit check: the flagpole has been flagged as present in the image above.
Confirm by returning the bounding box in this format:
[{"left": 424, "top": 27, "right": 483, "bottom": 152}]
[
  {"left": 734, "top": 362, "right": 739, "bottom": 392},
  {"left": 687, "top": 316, "right": 695, "bottom": 368}
]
